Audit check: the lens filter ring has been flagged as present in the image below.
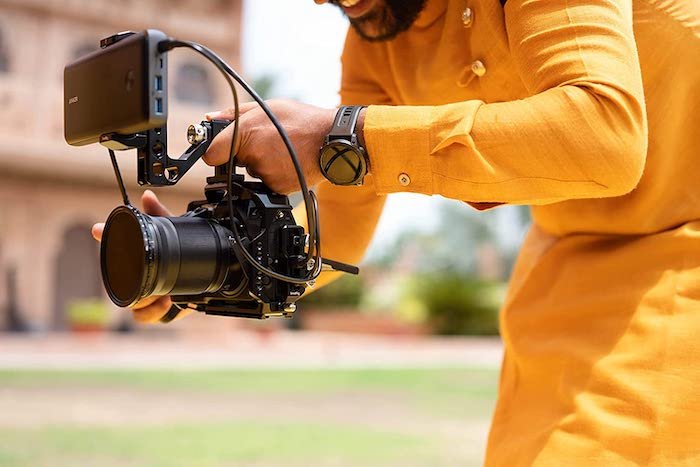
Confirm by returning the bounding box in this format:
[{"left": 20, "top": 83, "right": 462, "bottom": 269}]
[{"left": 100, "top": 205, "right": 159, "bottom": 307}]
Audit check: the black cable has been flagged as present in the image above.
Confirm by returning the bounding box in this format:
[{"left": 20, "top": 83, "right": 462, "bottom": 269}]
[
  {"left": 311, "top": 190, "right": 321, "bottom": 273},
  {"left": 108, "top": 148, "right": 130, "bottom": 206},
  {"left": 160, "top": 40, "right": 318, "bottom": 256},
  {"left": 159, "top": 40, "right": 318, "bottom": 256},
  {"left": 160, "top": 39, "right": 322, "bottom": 284}
]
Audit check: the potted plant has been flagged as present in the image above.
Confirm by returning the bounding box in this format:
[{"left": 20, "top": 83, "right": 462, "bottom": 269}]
[{"left": 67, "top": 299, "right": 109, "bottom": 333}]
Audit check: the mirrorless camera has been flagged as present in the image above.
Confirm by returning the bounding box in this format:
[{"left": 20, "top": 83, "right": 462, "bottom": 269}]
[{"left": 64, "top": 30, "right": 356, "bottom": 320}]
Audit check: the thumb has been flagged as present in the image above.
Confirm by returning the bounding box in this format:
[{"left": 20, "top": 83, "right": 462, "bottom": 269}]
[
  {"left": 91, "top": 223, "right": 104, "bottom": 242},
  {"left": 92, "top": 190, "right": 170, "bottom": 242},
  {"left": 205, "top": 101, "right": 257, "bottom": 121},
  {"left": 142, "top": 190, "right": 173, "bottom": 217}
]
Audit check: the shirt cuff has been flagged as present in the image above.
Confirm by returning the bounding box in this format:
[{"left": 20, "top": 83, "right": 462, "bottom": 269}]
[
  {"left": 363, "top": 101, "right": 484, "bottom": 196},
  {"left": 363, "top": 105, "right": 434, "bottom": 195}
]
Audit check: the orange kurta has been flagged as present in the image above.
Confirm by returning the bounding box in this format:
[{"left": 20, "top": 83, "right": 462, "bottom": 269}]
[{"left": 304, "top": 0, "right": 700, "bottom": 465}]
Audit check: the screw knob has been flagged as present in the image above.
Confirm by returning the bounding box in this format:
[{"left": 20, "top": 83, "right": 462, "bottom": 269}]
[{"left": 187, "top": 124, "right": 207, "bottom": 145}]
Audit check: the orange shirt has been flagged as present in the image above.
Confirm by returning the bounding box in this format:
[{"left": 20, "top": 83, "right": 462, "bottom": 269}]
[{"left": 302, "top": 0, "right": 700, "bottom": 465}]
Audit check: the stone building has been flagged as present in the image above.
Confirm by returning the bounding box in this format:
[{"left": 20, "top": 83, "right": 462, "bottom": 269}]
[{"left": 0, "top": 0, "right": 243, "bottom": 331}]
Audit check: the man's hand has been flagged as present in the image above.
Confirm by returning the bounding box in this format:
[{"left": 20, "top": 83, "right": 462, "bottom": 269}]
[
  {"left": 91, "top": 190, "right": 191, "bottom": 324},
  {"left": 204, "top": 99, "right": 336, "bottom": 194}
]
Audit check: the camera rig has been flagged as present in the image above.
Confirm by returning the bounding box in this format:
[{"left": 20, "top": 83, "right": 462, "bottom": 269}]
[{"left": 66, "top": 30, "right": 358, "bottom": 321}]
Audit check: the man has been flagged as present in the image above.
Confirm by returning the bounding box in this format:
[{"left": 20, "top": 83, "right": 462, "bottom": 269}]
[{"left": 94, "top": 0, "right": 700, "bottom": 464}]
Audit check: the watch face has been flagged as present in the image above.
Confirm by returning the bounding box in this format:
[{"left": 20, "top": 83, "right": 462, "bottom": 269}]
[{"left": 319, "top": 140, "right": 366, "bottom": 185}]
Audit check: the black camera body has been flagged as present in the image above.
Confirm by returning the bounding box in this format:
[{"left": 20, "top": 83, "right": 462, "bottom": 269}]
[
  {"left": 66, "top": 30, "right": 358, "bottom": 320},
  {"left": 173, "top": 169, "right": 309, "bottom": 318},
  {"left": 98, "top": 121, "right": 311, "bottom": 320}
]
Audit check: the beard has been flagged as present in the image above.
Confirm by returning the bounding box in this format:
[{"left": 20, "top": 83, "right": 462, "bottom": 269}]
[{"left": 332, "top": 0, "right": 429, "bottom": 42}]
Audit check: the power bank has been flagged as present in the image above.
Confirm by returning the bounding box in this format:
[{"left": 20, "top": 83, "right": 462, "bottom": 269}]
[{"left": 64, "top": 29, "right": 168, "bottom": 146}]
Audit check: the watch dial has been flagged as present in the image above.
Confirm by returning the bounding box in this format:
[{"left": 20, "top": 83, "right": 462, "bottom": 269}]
[{"left": 320, "top": 141, "right": 365, "bottom": 185}]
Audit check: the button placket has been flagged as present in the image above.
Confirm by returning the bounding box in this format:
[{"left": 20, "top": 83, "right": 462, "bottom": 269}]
[{"left": 457, "top": 3, "right": 486, "bottom": 87}]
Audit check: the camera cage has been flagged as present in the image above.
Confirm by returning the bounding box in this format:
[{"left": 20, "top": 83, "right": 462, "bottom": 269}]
[
  {"left": 90, "top": 31, "right": 358, "bottom": 320},
  {"left": 101, "top": 119, "right": 231, "bottom": 187}
]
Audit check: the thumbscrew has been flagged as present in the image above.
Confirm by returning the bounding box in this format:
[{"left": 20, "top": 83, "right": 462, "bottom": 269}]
[{"left": 187, "top": 124, "right": 207, "bottom": 145}]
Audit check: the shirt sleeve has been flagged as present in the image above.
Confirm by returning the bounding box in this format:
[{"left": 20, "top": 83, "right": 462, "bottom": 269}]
[
  {"left": 363, "top": 0, "right": 648, "bottom": 206},
  {"left": 292, "top": 29, "right": 389, "bottom": 289}
]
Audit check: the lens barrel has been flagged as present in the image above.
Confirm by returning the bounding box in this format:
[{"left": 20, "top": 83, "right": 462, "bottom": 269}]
[{"left": 100, "top": 205, "right": 232, "bottom": 307}]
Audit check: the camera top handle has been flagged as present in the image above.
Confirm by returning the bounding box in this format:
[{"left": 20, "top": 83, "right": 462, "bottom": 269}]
[{"left": 100, "top": 119, "right": 230, "bottom": 186}]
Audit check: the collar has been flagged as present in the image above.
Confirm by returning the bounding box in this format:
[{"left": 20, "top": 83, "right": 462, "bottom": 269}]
[{"left": 413, "top": 0, "right": 449, "bottom": 28}]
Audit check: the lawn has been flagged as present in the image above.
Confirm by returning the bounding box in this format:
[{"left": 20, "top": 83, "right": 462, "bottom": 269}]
[{"left": 0, "top": 368, "right": 498, "bottom": 467}]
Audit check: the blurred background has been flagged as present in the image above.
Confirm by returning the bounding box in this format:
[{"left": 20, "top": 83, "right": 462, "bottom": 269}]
[{"left": 0, "top": 0, "right": 530, "bottom": 465}]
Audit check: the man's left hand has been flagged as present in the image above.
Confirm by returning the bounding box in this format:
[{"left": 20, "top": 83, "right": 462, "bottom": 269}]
[{"left": 204, "top": 99, "right": 336, "bottom": 194}]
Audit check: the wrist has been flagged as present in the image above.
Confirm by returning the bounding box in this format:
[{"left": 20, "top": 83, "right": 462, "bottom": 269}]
[
  {"left": 319, "top": 106, "right": 368, "bottom": 186},
  {"left": 357, "top": 107, "right": 367, "bottom": 150}
]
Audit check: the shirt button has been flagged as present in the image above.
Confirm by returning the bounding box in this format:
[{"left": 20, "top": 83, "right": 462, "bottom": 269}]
[
  {"left": 461, "top": 7, "right": 474, "bottom": 27},
  {"left": 471, "top": 60, "right": 487, "bottom": 77},
  {"left": 398, "top": 173, "right": 411, "bottom": 186}
]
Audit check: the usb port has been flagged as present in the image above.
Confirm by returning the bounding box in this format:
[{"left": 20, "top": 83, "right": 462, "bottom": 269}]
[
  {"left": 155, "top": 75, "right": 163, "bottom": 91},
  {"left": 155, "top": 98, "right": 163, "bottom": 114}
]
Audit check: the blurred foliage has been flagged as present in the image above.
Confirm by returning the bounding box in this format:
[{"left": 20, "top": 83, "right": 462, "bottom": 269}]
[
  {"left": 301, "top": 274, "right": 364, "bottom": 309},
  {"left": 251, "top": 73, "right": 277, "bottom": 100},
  {"left": 393, "top": 293, "right": 428, "bottom": 324},
  {"left": 369, "top": 199, "right": 531, "bottom": 280},
  {"left": 299, "top": 199, "right": 530, "bottom": 332},
  {"left": 413, "top": 274, "right": 503, "bottom": 336},
  {"left": 66, "top": 299, "right": 109, "bottom": 327}
]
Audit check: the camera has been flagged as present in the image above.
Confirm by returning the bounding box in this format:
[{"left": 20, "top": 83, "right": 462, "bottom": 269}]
[
  {"left": 64, "top": 30, "right": 357, "bottom": 320},
  {"left": 100, "top": 155, "right": 309, "bottom": 319}
]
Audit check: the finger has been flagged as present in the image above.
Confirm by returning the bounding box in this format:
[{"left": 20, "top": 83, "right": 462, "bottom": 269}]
[
  {"left": 246, "top": 168, "right": 262, "bottom": 180},
  {"left": 206, "top": 101, "right": 258, "bottom": 121},
  {"left": 203, "top": 123, "right": 242, "bottom": 167},
  {"left": 132, "top": 295, "right": 164, "bottom": 310},
  {"left": 91, "top": 223, "right": 104, "bottom": 242},
  {"left": 132, "top": 296, "right": 172, "bottom": 323},
  {"left": 141, "top": 190, "right": 172, "bottom": 217}
]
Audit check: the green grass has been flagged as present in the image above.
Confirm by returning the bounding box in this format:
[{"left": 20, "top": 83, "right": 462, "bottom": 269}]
[
  {"left": 0, "top": 368, "right": 498, "bottom": 466},
  {"left": 0, "top": 368, "right": 497, "bottom": 395},
  {"left": 0, "top": 368, "right": 498, "bottom": 418},
  {"left": 0, "top": 422, "right": 442, "bottom": 467}
]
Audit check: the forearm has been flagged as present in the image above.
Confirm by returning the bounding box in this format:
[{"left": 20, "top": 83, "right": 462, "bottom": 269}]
[{"left": 361, "top": 82, "right": 647, "bottom": 205}]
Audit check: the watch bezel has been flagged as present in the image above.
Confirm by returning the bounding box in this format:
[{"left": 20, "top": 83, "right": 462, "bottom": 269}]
[{"left": 319, "top": 138, "right": 367, "bottom": 186}]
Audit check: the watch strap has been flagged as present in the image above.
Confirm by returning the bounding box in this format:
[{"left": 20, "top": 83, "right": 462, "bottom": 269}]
[
  {"left": 328, "top": 106, "right": 366, "bottom": 142},
  {"left": 319, "top": 105, "right": 369, "bottom": 186}
]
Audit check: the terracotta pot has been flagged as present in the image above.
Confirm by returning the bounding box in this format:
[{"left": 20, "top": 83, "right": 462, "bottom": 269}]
[{"left": 69, "top": 323, "right": 106, "bottom": 334}]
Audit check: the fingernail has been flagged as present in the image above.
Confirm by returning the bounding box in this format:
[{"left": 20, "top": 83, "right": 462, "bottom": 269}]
[{"left": 144, "top": 189, "right": 154, "bottom": 196}]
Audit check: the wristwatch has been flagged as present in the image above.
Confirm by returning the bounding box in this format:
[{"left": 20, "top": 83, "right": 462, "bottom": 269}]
[{"left": 319, "top": 106, "right": 368, "bottom": 186}]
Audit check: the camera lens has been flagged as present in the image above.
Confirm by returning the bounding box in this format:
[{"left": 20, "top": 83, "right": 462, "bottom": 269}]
[{"left": 100, "top": 205, "right": 232, "bottom": 307}]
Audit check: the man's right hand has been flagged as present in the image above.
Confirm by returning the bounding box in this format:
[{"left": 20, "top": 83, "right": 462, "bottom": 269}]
[{"left": 91, "top": 190, "right": 191, "bottom": 324}]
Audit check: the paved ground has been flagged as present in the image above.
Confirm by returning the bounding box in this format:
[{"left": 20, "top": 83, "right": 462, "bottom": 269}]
[{"left": 0, "top": 330, "right": 503, "bottom": 369}]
